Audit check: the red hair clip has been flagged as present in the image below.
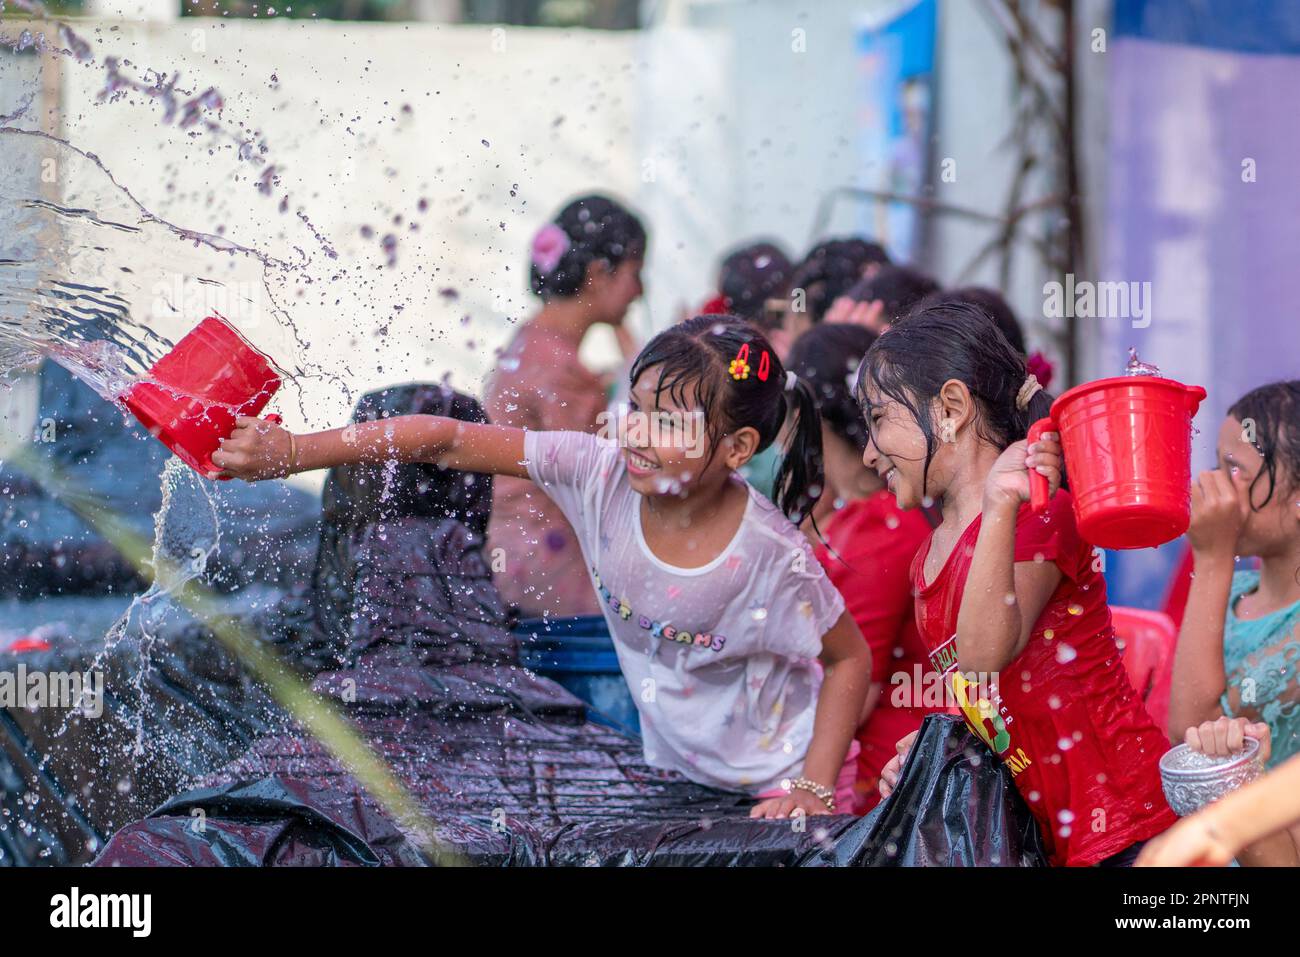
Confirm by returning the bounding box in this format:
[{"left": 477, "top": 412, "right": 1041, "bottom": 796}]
[
  {"left": 756, "top": 350, "right": 770, "bottom": 382},
  {"left": 729, "top": 343, "right": 751, "bottom": 380}
]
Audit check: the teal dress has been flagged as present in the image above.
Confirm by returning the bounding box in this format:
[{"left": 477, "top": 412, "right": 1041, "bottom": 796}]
[{"left": 1221, "top": 571, "right": 1300, "bottom": 768}]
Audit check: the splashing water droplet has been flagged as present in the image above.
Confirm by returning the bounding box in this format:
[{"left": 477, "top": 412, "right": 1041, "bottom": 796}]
[{"left": 1125, "top": 347, "right": 1160, "bottom": 377}]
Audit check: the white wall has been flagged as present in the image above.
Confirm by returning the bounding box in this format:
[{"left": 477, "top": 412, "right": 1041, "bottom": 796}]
[
  {"left": 54, "top": 19, "right": 647, "bottom": 492},
  {"left": 31, "top": 4, "right": 1086, "bottom": 492}
]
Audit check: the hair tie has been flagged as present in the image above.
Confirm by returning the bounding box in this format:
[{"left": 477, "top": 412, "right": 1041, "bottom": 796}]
[
  {"left": 1016, "top": 373, "right": 1043, "bottom": 411},
  {"left": 531, "top": 223, "right": 570, "bottom": 275},
  {"left": 784, "top": 370, "right": 797, "bottom": 392}
]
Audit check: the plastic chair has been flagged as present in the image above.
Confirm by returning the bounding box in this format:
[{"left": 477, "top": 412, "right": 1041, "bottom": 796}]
[{"left": 1110, "top": 606, "right": 1178, "bottom": 732}]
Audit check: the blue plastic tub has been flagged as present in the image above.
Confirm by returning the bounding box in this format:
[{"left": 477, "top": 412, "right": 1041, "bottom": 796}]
[{"left": 513, "top": 615, "right": 640, "bottom": 735}]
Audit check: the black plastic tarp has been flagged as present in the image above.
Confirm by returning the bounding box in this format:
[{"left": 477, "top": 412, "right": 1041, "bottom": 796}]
[{"left": 801, "top": 714, "right": 1048, "bottom": 866}]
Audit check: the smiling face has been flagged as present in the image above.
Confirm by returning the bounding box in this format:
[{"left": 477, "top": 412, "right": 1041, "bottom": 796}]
[
  {"left": 859, "top": 384, "right": 940, "bottom": 510},
  {"left": 621, "top": 365, "right": 737, "bottom": 499},
  {"left": 1217, "top": 415, "right": 1300, "bottom": 557}
]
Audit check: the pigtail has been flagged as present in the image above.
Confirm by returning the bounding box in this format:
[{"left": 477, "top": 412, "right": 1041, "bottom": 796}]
[{"left": 773, "top": 374, "right": 825, "bottom": 525}]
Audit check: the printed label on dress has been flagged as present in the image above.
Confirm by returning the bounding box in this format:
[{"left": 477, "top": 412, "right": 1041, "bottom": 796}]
[
  {"left": 928, "top": 635, "right": 1032, "bottom": 776},
  {"left": 592, "top": 566, "right": 726, "bottom": 652}
]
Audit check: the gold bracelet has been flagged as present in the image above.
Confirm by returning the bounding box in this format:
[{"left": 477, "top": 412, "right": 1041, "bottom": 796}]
[{"left": 788, "top": 776, "right": 836, "bottom": 813}]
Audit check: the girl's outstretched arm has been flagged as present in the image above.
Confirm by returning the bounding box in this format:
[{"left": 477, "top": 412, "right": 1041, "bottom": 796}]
[
  {"left": 212, "top": 414, "right": 530, "bottom": 482},
  {"left": 954, "top": 435, "right": 1063, "bottom": 674},
  {"left": 1167, "top": 470, "right": 1247, "bottom": 742}
]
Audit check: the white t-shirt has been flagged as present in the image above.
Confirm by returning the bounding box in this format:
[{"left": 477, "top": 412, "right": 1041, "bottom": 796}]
[{"left": 524, "top": 430, "right": 846, "bottom": 793}]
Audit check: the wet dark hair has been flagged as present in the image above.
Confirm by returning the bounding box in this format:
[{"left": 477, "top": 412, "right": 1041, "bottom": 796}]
[
  {"left": 1227, "top": 381, "right": 1300, "bottom": 510},
  {"left": 628, "top": 314, "right": 825, "bottom": 524},
  {"left": 789, "top": 237, "right": 891, "bottom": 323},
  {"left": 529, "top": 194, "right": 647, "bottom": 301},
  {"left": 845, "top": 265, "right": 940, "bottom": 327},
  {"left": 718, "top": 240, "right": 792, "bottom": 325},
  {"left": 917, "top": 286, "right": 1025, "bottom": 354},
  {"left": 786, "top": 323, "right": 877, "bottom": 453},
  {"left": 855, "top": 301, "right": 1054, "bottom": 498}
]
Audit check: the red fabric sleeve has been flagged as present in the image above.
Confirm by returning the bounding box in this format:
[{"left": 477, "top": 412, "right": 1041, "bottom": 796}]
[{"left": 1012, "top": 491, "right": 1085, "bottom": 583}]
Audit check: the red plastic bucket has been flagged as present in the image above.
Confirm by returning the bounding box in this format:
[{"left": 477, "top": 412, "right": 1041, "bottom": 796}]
[
  {"left": 117, "top": 315, "right": 282, "bottom": 480},
  {"left": 1028, "top": 375, "right": 1207, "bottom": 550}
]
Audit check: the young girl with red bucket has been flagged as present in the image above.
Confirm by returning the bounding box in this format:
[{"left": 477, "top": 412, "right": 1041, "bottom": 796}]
[
  {"left": 861, "top": 302, "right": 1177, "bottom": 866},
  {"left": 211, "top": 316, "right": 872, "bottom": 819}
]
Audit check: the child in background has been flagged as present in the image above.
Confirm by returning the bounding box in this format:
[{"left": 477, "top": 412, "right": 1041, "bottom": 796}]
[
  {"left": 700, "top": 240, "right": 793, "bottom": 325},
  {"left": 863, "top": 302, "right": 1176, "bottom": 866},
  {"left": 786, "top": 323, "right": 939, "bottom": 811},
  {"left": 484, "top": 195, "right": 647, "bottom": 617},
  {"left": 1167, "top": 382, "right": 1300, "bottom": 766},
  {"left": 824, "top": 265, "right": 939, "bottom": 332},
  {"left": 779, "top": 237, "right": 891, "bottom": 345},
  {"left": 213, "top": 316, "right": 871, "bottom": 818},
  {"left": 1137, "top": 717, "right": 1299, "bottom": 866}
]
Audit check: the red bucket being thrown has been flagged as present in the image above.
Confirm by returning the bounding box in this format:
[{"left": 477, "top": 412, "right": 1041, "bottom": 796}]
[{"left": 117, "top": 315, "right": 283, "bottom": 480}]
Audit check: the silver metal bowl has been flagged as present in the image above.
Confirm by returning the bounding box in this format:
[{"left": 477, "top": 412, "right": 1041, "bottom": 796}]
[{"left": 1159, "top": 739, "right": 1263, "bottom": 817}]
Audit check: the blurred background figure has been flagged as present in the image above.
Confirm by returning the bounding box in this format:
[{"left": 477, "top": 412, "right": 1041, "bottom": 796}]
[
  {"left": 699, "top": 240, "right": 793, "bottom": 324},
  {"left": 778, "top": 237, "right": 891, "bottom": 349},
  {"left": 824, "top": 264, "right": 939, "bottom": 332},
  {"left": 484, "top": 194, "right": 646, "bottom": 617}
]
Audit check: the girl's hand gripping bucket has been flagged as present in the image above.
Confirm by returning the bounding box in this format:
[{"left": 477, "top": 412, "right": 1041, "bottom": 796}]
[
  {"left": 117, "top": 314, "right": 284, "bottom": 480},
  {"left": 1027, "top": 376, "right": 1207, "bottom": 550}
]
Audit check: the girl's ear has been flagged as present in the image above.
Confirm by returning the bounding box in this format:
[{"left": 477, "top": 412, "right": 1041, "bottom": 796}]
[
  {"left": 724, "top": 426, "right": 761, "bottom": 469},
  {"left": 936, "top": 378, "right": 974, "bottom": 435}
]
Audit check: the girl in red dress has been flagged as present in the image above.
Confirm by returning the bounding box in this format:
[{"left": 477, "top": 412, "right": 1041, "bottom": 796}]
[
  {"left": 858, "top": 301, "right": 1176, "bottom": 866},
  {"left": 787, "top": 323, "right": 940, "bottom": 812}
]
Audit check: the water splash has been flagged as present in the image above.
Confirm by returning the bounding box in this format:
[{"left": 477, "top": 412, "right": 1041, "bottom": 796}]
[
  {"left": 0, "top": 0, "right": 338, "bottom": 262},
  {"left": 1124, "top": 347, "right": 1160, "bottom": 377},
  {"left": 28, "top": 454, "right": 223, "bottom": 777},
  {"left": 104, "top": 457, "right": 221, "bottom": 757},
  {"left": 0, "top": 126, "right": 319, "bottom": 767},
  {"left": 0, "top": 127, "right": 340, "bottom": 413}
]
